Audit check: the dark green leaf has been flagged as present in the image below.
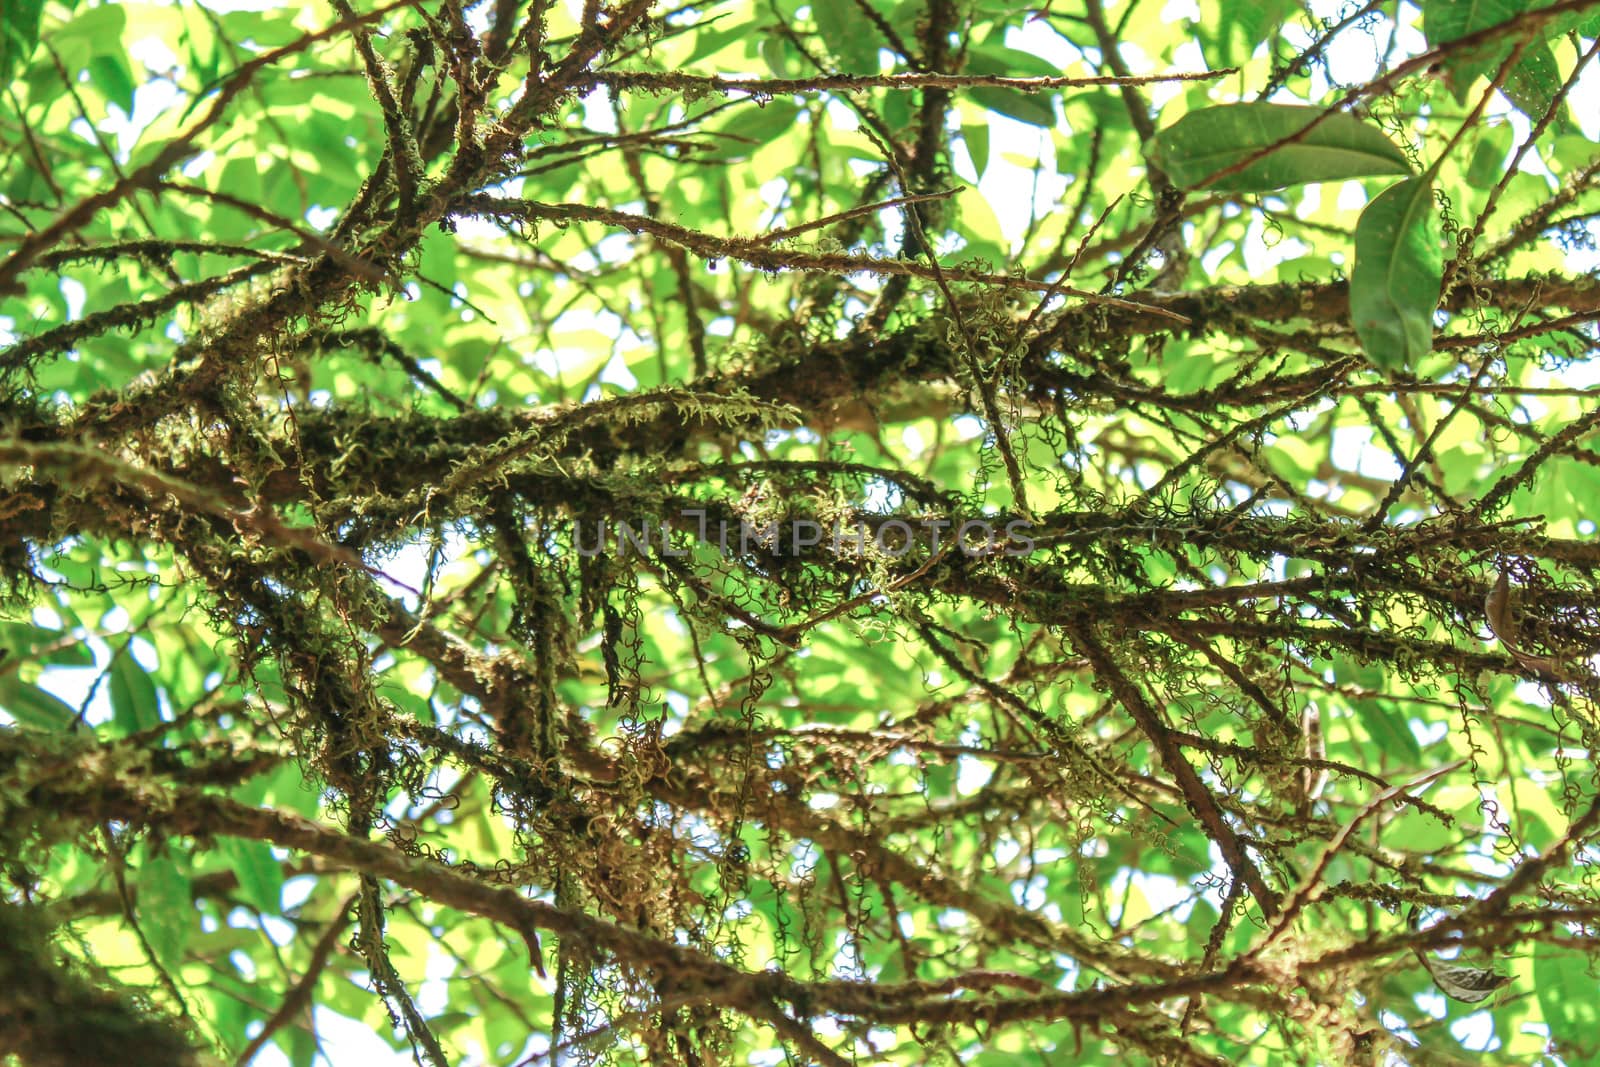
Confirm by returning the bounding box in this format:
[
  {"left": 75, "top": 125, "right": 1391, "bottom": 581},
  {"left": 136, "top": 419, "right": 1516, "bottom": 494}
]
[
  {"left": 1148, "top": 104, "right": 1412, "bottom": 192},
  {"left": 218, "top": 837, "right": 284, "bottom": 915},
  {"left": 137, "top": 850, "right": 193, "bottom": 974},
  {"left": 707, "top": 100, "right": 801, "bottom": 161},
  {"left": 681, "top": 16, "right": 748, "bottom": 65},
  {"left": 1503, "top": 41, "right": 1570, "bottom": 128},
  {"left": 1465, "top": 124, "right": 1513, "bottom": 189},
  {"left": 1423, "top": 0, "right": 1528, "bottom": 104},
  {"left": 1354, "top": 696, "right": 1424, "bottom": 761},
  {"left": 1197, "top": 0, "right": 1294, "bottom": 67},
  {"left": 1064, "top": 91, "right": 1131, "bottom": 131},
  {"left": 47, "top": 3, "right": 125, "bottom": 73},
  {"left": 970, "top": 86, "right": 1056, "bottom": 128},
  {"left": 1350, "top": 177, "right": 1443, "bottom": 372},
  {"left": 0, "top": 622, "right": 93, "bottom": 666},
  {"left": 812, "top": 0, "right": 879, "bottom": 73},
  {"left": 966, "top": 43, "right": 1062, "bottom": 81},
  {"left": 0, "top": 675, "right": 78, "bottom": 730},
  {"left": 760, "top": 31, "right": 794, "bottom": 77},
  {"left": 88, "top": 53, "right": 137, "bottom": 115},
  {"left": 0, "top": 0, "right": 47, "bottom": 87},
  {"left": 110, "top": 649, "right": 163, "bottom": 733}
]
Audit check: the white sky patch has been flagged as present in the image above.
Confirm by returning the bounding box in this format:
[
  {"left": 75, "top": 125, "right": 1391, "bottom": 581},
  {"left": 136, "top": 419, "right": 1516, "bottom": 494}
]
[
  {"left": 758, "top": 176, "right": 788, "bottom": 218},
  {"left": 180, "top": 150, "right": 215, "bottom": 179},
  {"left": 1162, "top": 0, "right": 1203, "bottom": 23},
  {"left": 1241, "top": 214, "right": 1283, "bottom": 276},
  {"left": 579, "top": 86, "right": 617, "bottom": 133},
  {"left": 956, "top": 754, "right": 993, "bottom": 794},
  {"left": 59, "top": 278, "right": 86, "bottom": 320},
  {"left": 1331, "top": 424, "right": 1405, "bottom": 481},
  {"left": 860, "top": 477, "right": 901, "bottom": 512},
  {"left": 1005, "top": 17, "right": 1080, "bottom": 69},
  {"left": 247, "top": 1010, "right": 415, "bottom": 1067},
  {"left": 1117, "top": 41, "right": 1155, "bottom": 76},
  {"left": 1313, "top": 2, "right": 1385, "bottom": 90},
  {"left": 1574, "top": 48, "right": 1600, "bottom": 141},
  {"left": 101, "top": 40, "right": 183, "bottom": 160},
  {"left": 1336, "top": 179, "right": 1370, "bottom": 212},
  {"left": 377, "top": 526, "right": 472, "bottom": 607},
  {"left": 452, "top": 213, "right": 514, "bottom": 244},
  {"left": 825, "top": 97, "right": 859, "bottom": 132},
  {"left": 599, "top": 350, "right": 639, "bottom": 389},
  {"left": 952, "top": 414, "right": 986, "bottom": 440},
  {"left": 1451, "top": 1011, "right": 1500, "bottom": 1052},
  {"left": 901, "top": 425, "right": 926, "bottom": 457},
  {"left": 1200, "top": 240, "right": 1234, "bottom": 276},
  {"left": 1131, "top": 871, "right": 1193, "bottom": 920}
]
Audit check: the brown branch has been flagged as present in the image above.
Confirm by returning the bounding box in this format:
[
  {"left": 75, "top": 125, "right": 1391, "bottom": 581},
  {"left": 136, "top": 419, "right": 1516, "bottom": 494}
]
[
  {"left": 451, "top": 194, "right": 1192, "bottom": 322},
  {"left": 591, "top": 69, "right": 1232, "bottom": 96},
  {"left": 233, "top": 894, "right": 357, "bottom": 1067},
  {"left": 1067, "top": 624, "right": 1282, "bottom": 918}
]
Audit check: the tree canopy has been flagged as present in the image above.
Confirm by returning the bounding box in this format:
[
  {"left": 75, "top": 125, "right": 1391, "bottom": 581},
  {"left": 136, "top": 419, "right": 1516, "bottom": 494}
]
[{"left": 3, "top": 0, "right": 1600, "bottom": 1063}]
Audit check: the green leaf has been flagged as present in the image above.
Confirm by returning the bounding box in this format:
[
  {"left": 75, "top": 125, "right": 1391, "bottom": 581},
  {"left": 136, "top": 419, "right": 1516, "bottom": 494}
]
[
  {"left": 1536, "top": 951, "right": 1600, "bottom": 1063},
  {"left": 760, "top": 31, "right": 794, "bottom": 77},
  {"left": 285, "top": 1026, "right": 317, "bottom": 1067},
  {"left": 812, "top": 0, "right": 878, "bottom": 73},
  {"left": 1465, "top": 124, "right": 1513, "bottom": 189},
  {"left": 110, "top": 649, "right": 163, "bottom": 733},
  {"left": 679, "top": 15, "right": 747, "bottom": 65},
  {"left": 180, "top": 16, "right": 221, "bottom": 88},
  {"left": 1148, "top": 104, "right": 1412, "bottom": 192},
  {"left": 0, "top": 675, "right": 78, "bottom": 730},
  {"left": 1197, "top": 0, "right": 1295, "bottom": 67},
  {"left": 1387, "top": 804, "right": 1458, "bottom": 851},
  {"left": 970, "top": 86, "right": 1056, "bottom": 128},
  {"left": 707, "top": 99, "right": 801, "bottom": 161},
  {"left": 0, "top": 622, "right": 94, "bottom": 666},
  {"left": 962, "top": 117, "right": 989, "bottom": 179},
  {"left": 967, "top": 42, "right": 1062, "bottom": 81},
  {"left": 218, "top": 837, "right": 284, "bottom": 915},
  {"left": 4, "top": 160, "right": 54, "bottom": 202},
  {"left": 137, "top": 850, "right": 193, "bottom": 975},
  {"left": 47, "top": 3, "right": 126, "bottom": 72},
  {"left": 1353, "top": 696, "right": 1423, "bottom": 761},
  {"left": 88, "top": 53, "right": 137, "bottom": 115},
  {"left": 1064, "top": 91, "right": 1131, "bottom": 131},
  {"left": 1349, "top": 177, "right": 1443, "bottom": 373},
  {"left": 0, "top": 0, "right": 47, "bottom": 86},
  {"left": 1423, "top": 0, "right": 1529, "bottom": 104},
  {"left": 1503, "top": 41, "right": 1569, "bottom": 128}
]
